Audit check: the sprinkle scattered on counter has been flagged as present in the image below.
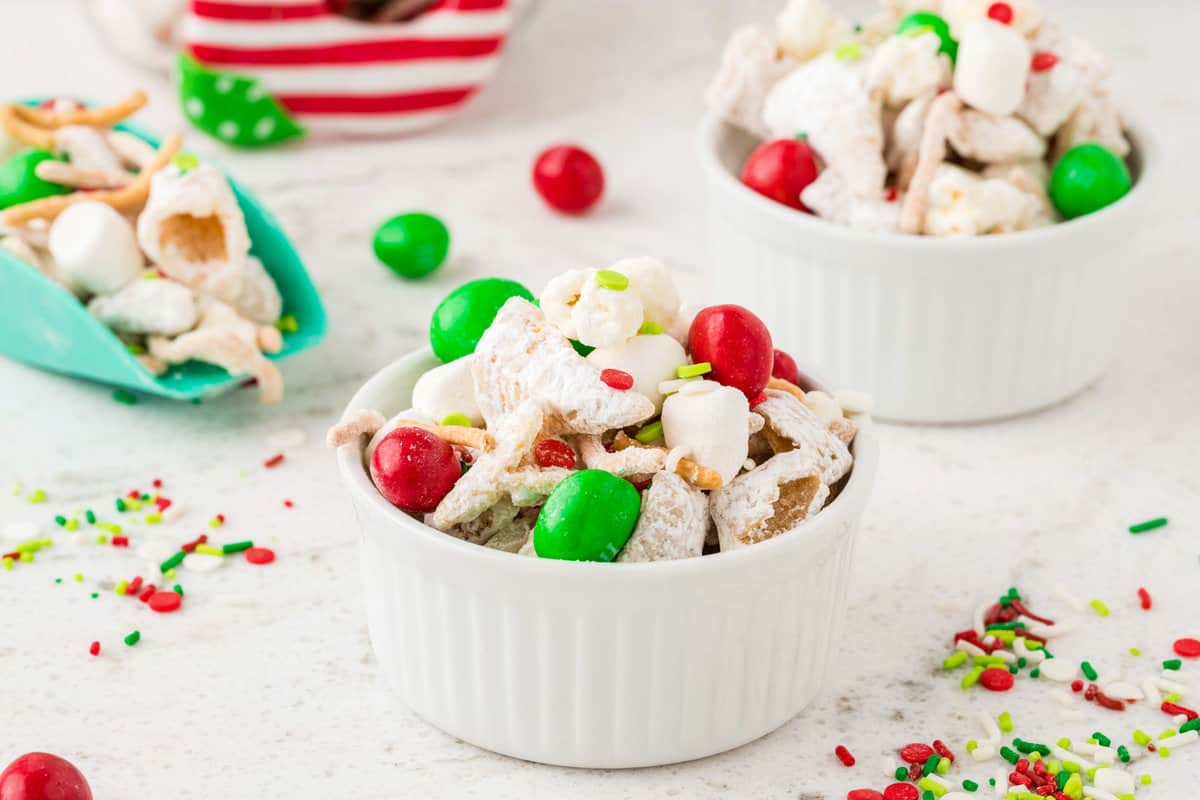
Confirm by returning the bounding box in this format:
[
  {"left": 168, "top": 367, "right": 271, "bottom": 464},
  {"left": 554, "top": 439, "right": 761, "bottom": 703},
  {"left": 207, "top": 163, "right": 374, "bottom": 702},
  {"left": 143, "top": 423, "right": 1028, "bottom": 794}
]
[{"left": 1128, "top": 517, "right": 1168, "bottom": 534}]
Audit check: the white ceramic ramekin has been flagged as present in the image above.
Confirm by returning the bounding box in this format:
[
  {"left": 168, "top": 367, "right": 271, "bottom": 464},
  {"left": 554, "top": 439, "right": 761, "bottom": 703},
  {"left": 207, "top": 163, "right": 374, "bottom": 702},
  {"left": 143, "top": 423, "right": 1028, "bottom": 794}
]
[
  {"left": 337, "top": 350, "right": 878, "bottom": 768},
  {"left": 697, "top": 115, "right": 1157, "bottom": 423}
]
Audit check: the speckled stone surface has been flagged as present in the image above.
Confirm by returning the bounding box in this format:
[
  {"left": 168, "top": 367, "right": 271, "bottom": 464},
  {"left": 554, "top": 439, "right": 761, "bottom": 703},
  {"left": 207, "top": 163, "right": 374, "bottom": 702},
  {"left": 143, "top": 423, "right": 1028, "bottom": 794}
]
[{"left": 1, "top": 0, "right": 1198, "bottom": 797}]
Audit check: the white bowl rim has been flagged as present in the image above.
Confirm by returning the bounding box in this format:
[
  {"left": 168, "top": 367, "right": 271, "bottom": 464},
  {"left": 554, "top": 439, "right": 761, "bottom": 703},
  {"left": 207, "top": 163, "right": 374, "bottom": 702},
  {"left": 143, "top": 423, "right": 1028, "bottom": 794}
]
[
  {"left": 337, "top": 349, "right": 879, "bottom": 579},
  {"left": 696, "top": 112, "right": 1158, "bottom": 253}
]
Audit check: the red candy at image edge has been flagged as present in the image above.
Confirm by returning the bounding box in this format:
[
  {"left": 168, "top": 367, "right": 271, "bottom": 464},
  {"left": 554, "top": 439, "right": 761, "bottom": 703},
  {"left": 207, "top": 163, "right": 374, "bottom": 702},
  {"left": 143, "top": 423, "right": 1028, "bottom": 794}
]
[
  {"left": 980, "top": 666, "right": 1016, "bottom": 691},
  {"left": 883, "top": 783, "right": 919, "bottom": 800},
  {"left": 688, "top": 305, "right": 774, "bottom": 400},
  {"left": 846, "top": 790, "right": 884, "bottom": 800},
  {"left": 771, "top": 348, "right": 802, "bottom": 386},
  {"left": 740, "top": 137, "right": 820, "bottom": 212},
  {"left": 1175, "top": 638, "right": 1200, "bottom": 658},
  {"left": 0, "top": 752, "right": 93, "bottom": 800},
  {"left": 986, "top": 2, "right": 1014, "bottom": 24},
  {"left": 532, "top": 144, "right": 605, "bottom": 214},
  {"left": 370, "top": 427, "right": 461, "bottom": 513}
]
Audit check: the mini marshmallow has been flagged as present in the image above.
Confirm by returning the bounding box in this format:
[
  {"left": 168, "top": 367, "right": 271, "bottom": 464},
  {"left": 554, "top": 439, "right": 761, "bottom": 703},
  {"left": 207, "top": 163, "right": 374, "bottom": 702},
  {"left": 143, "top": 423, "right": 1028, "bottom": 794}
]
[
  {"left": 706, "top": 27, "right": 796, "bottom": 138},
  {"left": 775, "top": 0, "right": 852, "bottom": 61},
  {"left": 87, "top": 277, "right": 197, "bottom": 336},
  {"left": 586, "top": 333, "right": 687, "bottom": 412},
  {"left": 609, "top": 256, "right": 683, "bottom": 336},
  {"left": 137, "top": 163, "right": 252, "bottom": 303},
  {"left": 763, "top": 53, "right": 887, "bottom": 197},
  {"left": 953, "top": 19, "right": 1032, "bottom": 116},
  {"left": 982, "top": 160, "right": 1057, "bottom": 229},
  {"left": 661, "top": 380, "right": 750, "bottom": 486},
  {"left": 232, "top": 255, "right": 282, "bottom": 324},
  {"left": 942, "top": 0, "right": 1044, "bottom": 39},
  {"left": 867, "top": 31, "right": 951, "bottom": 108},
  {"left": 924, "top": 163, "right": 1029, "bottom": 236},
  {"left": 411, "top": 355, "right": 483, "bottom": 427},
  {"left": 800, "top": 169, "right": 901, "bottom": 234},
  {"left": 47, "top": 201, "right": 144, "bottom": 295}
]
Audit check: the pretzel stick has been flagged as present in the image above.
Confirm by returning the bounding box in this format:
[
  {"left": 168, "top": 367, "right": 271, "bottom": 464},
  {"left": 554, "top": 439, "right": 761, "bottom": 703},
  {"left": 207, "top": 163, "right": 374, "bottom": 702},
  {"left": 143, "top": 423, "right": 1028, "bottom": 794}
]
[
  {"left": 0, "top": 106, "right": 56, "bottom": 149},
  {"left": 1, "top": 131, "right": 181, "bottom": 226},
  {"left": 397, "top": 421, "right": 495, "bottom": 452},
  {"left": 611, "top": 432, "right": 723, "bottom": 490},
  {"left": 12, "top": 90, "right": 147, "bottom": 129},
  {"left": 34, "top": 160, "right": 132, "bottom": 189},
  {"left": 767, "top": 377, "right": 806, "bottom": 401}
]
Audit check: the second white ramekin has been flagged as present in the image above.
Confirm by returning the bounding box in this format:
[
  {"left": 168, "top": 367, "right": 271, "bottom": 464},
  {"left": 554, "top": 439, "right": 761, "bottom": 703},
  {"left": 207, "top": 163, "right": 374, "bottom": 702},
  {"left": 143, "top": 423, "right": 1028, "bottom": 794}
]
[
  {"left": 337, "top": 350, "right": 878, "bottom": 768},
  {"left": 698, "top": 115, "right": 1156, "bottom": 423}
]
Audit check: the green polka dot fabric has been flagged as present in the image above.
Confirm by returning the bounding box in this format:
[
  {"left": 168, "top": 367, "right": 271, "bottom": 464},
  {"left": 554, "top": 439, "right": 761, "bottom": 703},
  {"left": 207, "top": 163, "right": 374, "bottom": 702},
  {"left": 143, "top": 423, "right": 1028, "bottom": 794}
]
[{"left": 177, "top": 54, "right": 304, "bottom": 148}]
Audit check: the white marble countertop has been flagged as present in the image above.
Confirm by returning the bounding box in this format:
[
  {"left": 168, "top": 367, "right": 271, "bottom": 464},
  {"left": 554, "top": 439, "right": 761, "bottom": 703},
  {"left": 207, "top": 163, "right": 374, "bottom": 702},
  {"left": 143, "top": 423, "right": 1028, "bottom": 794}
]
[{"left": 2, "top": 1, "right": 1198, "bottom": 797}]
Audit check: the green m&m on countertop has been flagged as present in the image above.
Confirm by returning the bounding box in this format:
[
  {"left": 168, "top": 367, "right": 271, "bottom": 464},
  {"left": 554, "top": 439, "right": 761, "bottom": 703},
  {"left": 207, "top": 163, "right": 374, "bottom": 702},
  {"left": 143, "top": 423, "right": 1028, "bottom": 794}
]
[
  {"left": 429, "top": 277, "right": 534, "bottom": 362},
  {"left": 896, "top": 11, "right": 958, "bottom": 62},
  {"left": 374, "top": 212, "right": 450, "bottom": 279},
  {"left": 1049, "top": 143, "right": 1132, "bottom": 220},
  {"left": 533, "top": 469, "right": 642, "bottom": 562},
  {"left": 0, "top": 150, "right": 69, "bottom": 209}
]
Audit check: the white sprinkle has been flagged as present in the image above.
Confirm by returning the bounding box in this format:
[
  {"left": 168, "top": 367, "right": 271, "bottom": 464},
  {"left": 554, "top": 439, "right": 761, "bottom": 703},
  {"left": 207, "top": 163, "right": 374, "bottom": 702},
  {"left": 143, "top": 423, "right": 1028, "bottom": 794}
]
[
  {"left": 971, "top": 743, "right": 997, "bottom": 761},
  {"left": 1051, "top": 688, "right": 1076, "bottom": 706},
  {"left": 1164, "top": 669, "right": 1193, "bottom": 684},
  {"left": 2, "top": 521, "right": 39, "bottom": 542},
  {"left": 978, "top": 709, "right": 1002, "bottom": 743},
  {"left": 1039, "top": 656, "right": 1078, "bottom": 682},
  {"left": 1156, "top": 730, "right": 1198, "bottom": 749},
  {"left": 1082, "top": 787, "right": 1121, "bottom": 800},
  {"left": 1051, "top": 744, "right": 1096, "bottom": 770},
  {"left": 923, "top": 774, "right": 950, "bottom": 789},
  {"left": 1055, "top": 583, "right": 1087, "bottom": 612},
  {"left": 992, "top": 767, "right": 1008, "bottom": 798},
  {"left": 267, "top": 428, "right": 307, "bottom": 450},
  {"left": 1142, "top": 676, "right": 1163, "bottom": 705},
  {"left": 834, "top": 389, "right": 873, "bottom": 414},
  {"left": 1059, "top": 708, "right": 1085, "bottom": 721},
  {"left": 253, "top": 116, "right": 276, "bottom": 140},
  {"left": 1091, "top": 745, "right": 1116, "bottom": 765},
  {"left": 217, "top": 120, "right": 240, "bottom": 141},
  {"left": 1155, "top": 677, "right": 1189, "bottom": 695},
  {"left": 992, "top": 649, "right": 1017, "bottom": 664},
  {"left": 184, "top": 97, "right": 204, "bottom": 119},
  {"left": 1095, "top": 671, "right": 1121, "bottom": 688},
  {"left": 958, "top": 639, "right": 987, "bottom": 658},
  {"left": 137, "top": 540, "right": 177, "bottom": 563},
  {"left": 972, "top": 601, "right": 990, "bottom": 636},
  {"left": 183, "top": 553, "right": 223, "bottom": 573},
  {"left": 1093, "top": 767, "right": 1135, "bottom": 795},
  {"left": 1103, "top": 681, "right": 1144, "bottom": 701},
  {"left": 1027, "top": 621, "right": 1073, "bottom": 639},
  {"left": 881, "top": 755, "right": 896, "bottom": 777}
]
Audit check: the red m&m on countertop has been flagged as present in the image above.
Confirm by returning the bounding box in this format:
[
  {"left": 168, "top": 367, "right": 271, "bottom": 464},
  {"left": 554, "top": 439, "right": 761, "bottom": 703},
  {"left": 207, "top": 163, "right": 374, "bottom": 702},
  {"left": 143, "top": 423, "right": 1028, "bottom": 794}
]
[
  {"left": 532, "top": 145, "right": 605, "bottom": 214},
  {"left": 688, "top": 305, "right": 774, "bottom": 400}
]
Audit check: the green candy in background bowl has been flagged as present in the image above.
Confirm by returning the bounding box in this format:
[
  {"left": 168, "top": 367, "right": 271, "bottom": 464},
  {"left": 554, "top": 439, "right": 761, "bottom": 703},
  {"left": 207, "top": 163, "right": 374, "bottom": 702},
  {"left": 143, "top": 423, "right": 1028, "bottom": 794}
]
[{"left": 0, "top": 99, "right": 326, "bottom": 401}]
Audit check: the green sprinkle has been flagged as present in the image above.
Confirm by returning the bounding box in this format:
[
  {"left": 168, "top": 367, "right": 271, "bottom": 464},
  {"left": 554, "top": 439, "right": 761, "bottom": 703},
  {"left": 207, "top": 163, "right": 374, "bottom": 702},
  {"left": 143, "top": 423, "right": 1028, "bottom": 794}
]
[
  {"left": 112, "top": 389, "right": 138, "bottom": 405},
  {"left": 986, "top": 621, "right": 1026, "bottom": 630},
  {"left": 1093, "top": 732, "right": 1110, "bottom": 747},
  {"left": 1000, "top": 746, "right": 1019, "bottom": 765},
  {"left": 676, "top": 362, "right": 712, "bottom": 379},
  {"left": 74, "top": 573, "right": 84, "bottom": 582},
  {"left": 965, "top": 740, "right": 978, "bottom": 753},
  {"left": 27, "top": 489, "right": 46, "bottom": 504},
  {"left": 1158, "top": 729, "right": 1176, "bottom": 739},
  {"left": 1008, "top": 664, "right": 1019, "bottom": 675},
  {"left": 53, "top": 515, "right": 66, "bottom": 526},
  {"left": 115, "top": 580, "right": 128, "bottom": 596},
  {"left": 1180, "top": 718, "right": 1200, "bottom": 734},
  {"left": 440, "top": 413, "right": 472, "bottom": 427},
  {"left": 276, "top": 313, "right": 299, "bottom": 333},
  {"left": 221, "top": 540, "right": 254, "bottom": 555},
  {"left": 943, "top": 651, "right": 968, "bottom": 670},
  {"left": 635, "top": 421, "right": 664, "bottom": 444},
  {"left": 1164, "top": 659, "right": 1182, "bottom": 670},
  {"left": 935, "top": 756, "right": 950, "bottom": 774},
  {"left": 141, "top": 269, "right": 159, "bottom": 280},
  {"left": 85, "top": 509, "right": 96, "bottom": 524},
  {"left": 97, "top": 522, "right": 121, "bottom": 535},
  {"left": 998, "top": 711, "right": 1014, "bottom": 732},
  {"left": 194, "top": 544, "right": 223, "bottom": 557},
  {"left": 988, "top": 629, "right": 1016, "bottom": 645},
  {"left": 834, "top": 42, "right": 862, "bottom": 61},
  {"left": 95, "top": 535, "right": 107, "bottom": 545},
  {"left": 1089, "top": 599, "right": 1109, "bottom": 617},
  {"left": 165, "top": 568, "right": 176, "bottom": 579},
  {"left": 1117, "top": 745, "right": 1130, "bottom": 763},
  {"left": 962, "top": 779, "right": 978, "bottom": 792},
  {"left": 962, "top": 665, "right": 984, "bottom": 689},
  {"left": 973, "top": 655, "right": 1006, "bottom": 667},
  {"left": 1140, "top": 774, "right": 1152, "bottom": 785},
  {"left": 922, "top": 753, "right": 939, "bottom": 776},
  {"left": 1158, "top": 746, "right": 1170, "bottom": 758},
  {"left": 173, "top": 584, "right": 184, "bottom": 596},
  {"left": 2, "top": 557, "right": 12, "bottom": 571},
  {"left": 54, "top": 578, "right": 62, "bottom": 584},
  {"left": 1128, "top": 517, "right": 1167, "bottom": 533},
  {"left": 172, "top": 152, "right": 200, "bottom": 172},
  {"left": 922, "top": 792, "right": 935, "bottom": 800},
  {"left": 1046, "top": 760, "right": 1061, "bottom": 775},
  {"left": 1030, "top": 668, "right": 1040, "bottom": 678},
  {"left": 90, "top": 592, "right": 98, "bottom": 599},
  {"left": 1132, "top": 730, "right": 1151, "bottom": 746},
  {"left": 1056, "top": 772, "right": 1070, "bottom": 791},
  {"left": 124, "top": 630, "right": 140, "bottom": 646},
  {"left": 1064, "top": 774, "right": 1082, "bottom": 795},
  {"left": 638, "top": 321, "right": 663, "bottom": 335},
  {"left": 794, "top": 132, "right": 808, "bottom": 141},
  {"left": 1165, "top": 692, "right": 1181, "bottom": 703},
  {"left": 64, "top": 518, "right": 78, "bottom": 531},
  {"left": 160, "top": 551, "right": 186, "bottom": 573},
  {"left": 115, "top": 498, "right": 127, "bottom": 512},
  {"left": 145, "top": 513, "right": 162, "bottom": 524},
  {"left": 1062, "top": 760, "right": 1080, "bottom": 773},
  {"left": 1081, "top": 661, "right": 1098, "bottom": 680},
  {"left": 918, "top": 778, "right": 945, "bottom": 797},
  {"left": 895, "top": 767, "right": 909, "bottom": 781},
  {"left": 1017, "top": 657, "right": 1027, "bottom": 668},
  {"left": 1130, "top": 647, "right": 1141, "bottom": 656},
  {"left": 209, "top": 516, "right": 223, "bottom": 528},
  {"left": 594, "top": 269, "right": 629, "bottom": 291},
  {"left": 125, "top": 341, "right": 145, "bottom": 354}
]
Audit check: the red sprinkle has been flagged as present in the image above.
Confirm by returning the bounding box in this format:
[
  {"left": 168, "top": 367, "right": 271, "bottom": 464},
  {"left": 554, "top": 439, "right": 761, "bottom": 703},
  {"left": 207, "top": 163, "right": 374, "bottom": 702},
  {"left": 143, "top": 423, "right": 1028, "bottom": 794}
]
[
  {"left": 215, "top": 514, "right": 226, "bottom": 524},
  {"left": 148, "top": 591, "right": 182, "bottom": 613},
  {"left": 932, "top": 739, "right": 954, "bottom": 762},
  {"left": 1071, "top": 679, "right": 1084, "bottom": 693},
  {"left": 1084, "top": 683, "right": 1099, "bottom": 702},
  {"left": 1147, "top": 742, "right": 1157, "bottom": 752},
  {"left": 284, "top": 500, "right": 294, "bottom": 508},
  {"left": 1162, "top": 701, "right": 1198, "bottom": 720},
  {"left": 1174, "top": 638, "right": 1200, "bottom": 658},
  {"left": 152, "top": 478, "right": 163, "bottom": 488},
  {"left": 138, "top": 584, "right": 157, "bottom": 602},
  {"left": 1031, "top": 51, "right": 1060, "bottom": 72},
  {"left": 1009, "top": 599, "right": 1054, "bottom": 626},
  {"left": 181, "top": 534, "right": 208, "bottom": 554},
  {"left": 127, "top": 489, "right": 141, "bottom": 499},
  {"left": 89, "top": 641, "right": 100, "bottom": 656},
  {"left": 628, "top": 476, "right": 652, "bottom": 492},
  {"left": 264, "top": 453, "right": 285, "bottom": 468},
  {"left": 154, "top": 497, "right": 172, "bottom": 512},
  {"left": 885, "top": 187, "right": 899, "bottom": 202},
  {"left": 900, "top": 743, "right": 935, "bottom": 764},
  {"left": 111, "top": 536, "right": 129, "bottom": 547},
  {"left": 987, "top": 2, "right": 1014, "bottom": 23},
  {"left": 1095, "top": 690, "right": 1126, "bottom": 711},
  {"left": 980, "top": 667, "right": 1015, "bottom": 692},
  {"left": 834, "top": 744, "right": 856, "bottom": 767},
  {"left": 848, "top": 791, "right": 884, "bottom": 800},
  {"left": 126, "top": 576, "right": 143, "bottom": 595},
  {"left": 1016, "top": 758, "right": 1030, "bottom": 773},
  {"left": 1009, "top": 771, "right": 1032, "bottom": 788},
  {"left": 599, "top": 368, "right": 634, "bottom": 391},
  {"left": 245, "top": 547, "right": 275, "bottom": 565},
  {"left": 534, "top": 438, "right": 577, "bottom": 469},
  {"left": 882, "top": 785, "right": 917, "bottom": 800},
  {"left": 1137, "top": 587, "right": 1152, "bottom": 610},
  {"left": 907, "top": 763, "right": 923, "bottom": 782},
  {"left": 1, "top": 551, "right": 18, "bottom": 561}
]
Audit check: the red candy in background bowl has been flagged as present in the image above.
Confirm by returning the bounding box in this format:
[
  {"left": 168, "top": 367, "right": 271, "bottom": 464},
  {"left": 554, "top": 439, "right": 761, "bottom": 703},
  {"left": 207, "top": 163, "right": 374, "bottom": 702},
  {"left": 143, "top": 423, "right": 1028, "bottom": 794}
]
[
  {"left": 176, "top": 0, "right": 514, "bottom": 144},
  {"left": 0, "top": 753, "right": 92, "bottom": 800}
]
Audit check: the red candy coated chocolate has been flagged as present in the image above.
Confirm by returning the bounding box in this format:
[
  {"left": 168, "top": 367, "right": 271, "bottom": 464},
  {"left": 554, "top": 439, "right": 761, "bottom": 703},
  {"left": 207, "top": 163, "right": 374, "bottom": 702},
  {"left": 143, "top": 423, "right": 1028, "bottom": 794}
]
[
  {"left": 0, "top": 753, "right": 92, "bottom": 800},
  {"left": 688, "top": 305, "right": 773, "bottom": 400},
  {"left": 741, "top": 138, "right": 820, "bottom": 212},
  {"left": 883, "top": 784, "right": 919, "bottom": 800},
  {"left": 370, "top": 427, "right": 461, "bottom": 513},
  {"left": 771, "top": 348, "right": 801, "bottom": 386},
  {"left": 980, "top": 667, "right": 1015, "bottom": 691},
  {"left": 987, "top": 2, "right": 1014, "bottom": 23},
  {"left": 899, "top": 743, "right": 934, "bottom": 764},
  {"left": 532, "top": 145, "right": 604, "bottom": 214}
]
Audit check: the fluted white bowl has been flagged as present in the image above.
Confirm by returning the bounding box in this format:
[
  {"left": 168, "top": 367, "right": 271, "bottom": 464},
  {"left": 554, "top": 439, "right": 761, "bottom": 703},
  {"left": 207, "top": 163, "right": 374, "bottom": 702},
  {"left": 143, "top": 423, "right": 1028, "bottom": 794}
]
[
  {"left": 336, "top": 349, "right": 878, "bottom": 768},
  {"left": 698, "top": 115, "right": 1157, "bottom": 423}
]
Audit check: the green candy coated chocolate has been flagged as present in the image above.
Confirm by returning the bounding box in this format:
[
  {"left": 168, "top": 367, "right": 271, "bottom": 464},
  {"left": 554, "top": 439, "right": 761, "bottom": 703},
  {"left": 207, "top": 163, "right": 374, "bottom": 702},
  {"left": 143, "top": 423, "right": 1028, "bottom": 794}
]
[
  {"left": 0, "top": 150, "right": 69, "bottom": 209},
  {"left": 1049, "top": 143, "right": 1132, "bottom": 220},
  {"left": 896, "top": 11, "right": 958, "bottom": 62},
  {"left": 533, "top": 470, "right": 641, "bottom": 562},
  {"left": 429, "top": 277, "right": 534, "bottom": 362},
  {"left": 373, "top": 212, "right": 450, "bottom": 279}
]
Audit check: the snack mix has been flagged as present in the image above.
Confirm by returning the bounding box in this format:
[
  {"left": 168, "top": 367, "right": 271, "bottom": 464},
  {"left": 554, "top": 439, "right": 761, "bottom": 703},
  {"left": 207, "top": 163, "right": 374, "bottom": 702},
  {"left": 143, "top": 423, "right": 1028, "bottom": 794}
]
[
  {"left": 708, "top": 0, "right": 1134, "bottom": 235},
  {"left": 328, "top": 259, "right": 870, "bottom": 562},
  {"left": 0, "top": 92, "right": 287, "bottom": 402}
]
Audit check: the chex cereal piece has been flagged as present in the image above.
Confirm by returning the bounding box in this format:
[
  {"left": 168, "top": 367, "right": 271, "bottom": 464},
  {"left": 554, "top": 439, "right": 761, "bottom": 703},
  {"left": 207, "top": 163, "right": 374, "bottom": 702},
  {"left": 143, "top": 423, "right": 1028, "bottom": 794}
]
[
  {"left": 578, "top": 433, "right": 665, "bottom": 476},
  {"left": 609, "top": 433, "right": 725, "bottom": 490},
  {"left": 445, "top": 497, "right": 523, "bottom": 546},
  {"left": 982, "top": 161, "right": 1057, "bottom": 229},
  {"left": 617, "top": 471, "right": 708, "bottom": 562},
  {"left": 426, "top": 401, "right": 544, "bottom": 531},
  {"left": 866, "top": 30, "right": 950, "bottom": 108},
  {"left": 800, "top": 168, "right": 901, "bottom": 233},
  {"left": 948, "top": 110, "right": 1047, "bottom": 164},
  {"left": 497, "top": 467, "right": 575, "bottom": 507},
  {"left": 707, "top": 27, "right": 797, "bottom": 139},
  {"left": 483, "top": 507, "right": 539, "bottom": 554},
  {"left": 924, "top": 163, "right": 1031, "bottom": 236},
  {"left": 1053, "top": 89, "right": 1130, "bottom": 161},
  {"left": 471, "top": 298, "right": 655, "bottom": 435},
  {"left": 87, "top": 278, "right": 198, "bottom": 336},
  {"left": 1017, "top": 22, "right": 1110, "bottom": 136},
  {"left": 887, "top": 89, "right": 938, "bottom": 189},
  {"left": 754, "top": 389, "right": 852, "bottom": 485},
  {"left": 710, "top": 450, "right": 831, "bottom": 551}
]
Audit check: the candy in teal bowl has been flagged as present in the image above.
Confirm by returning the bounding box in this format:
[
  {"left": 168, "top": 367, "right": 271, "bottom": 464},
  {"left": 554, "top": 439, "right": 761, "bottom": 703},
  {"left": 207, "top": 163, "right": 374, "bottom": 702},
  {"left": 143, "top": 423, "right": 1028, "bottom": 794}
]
[{"left": 0, "top": 102, "right": 326, "bottom": 401}]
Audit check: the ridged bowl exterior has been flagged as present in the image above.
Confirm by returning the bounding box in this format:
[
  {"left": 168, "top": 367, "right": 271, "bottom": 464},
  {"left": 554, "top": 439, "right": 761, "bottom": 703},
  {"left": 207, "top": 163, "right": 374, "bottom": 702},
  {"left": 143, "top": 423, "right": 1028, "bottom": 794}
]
[
  {"left": 338, "top": 351, "right": 878, "bottom": 768},
  {"left": 698, "top": 116, "right": 1156, "bottom": 423}
]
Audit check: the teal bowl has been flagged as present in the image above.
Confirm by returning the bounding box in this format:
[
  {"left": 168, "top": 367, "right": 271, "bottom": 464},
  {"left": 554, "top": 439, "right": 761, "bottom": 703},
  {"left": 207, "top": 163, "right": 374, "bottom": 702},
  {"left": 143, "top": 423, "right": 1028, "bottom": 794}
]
[{"left": 0, "top": 108, "right": 326, "bottom": 401}]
